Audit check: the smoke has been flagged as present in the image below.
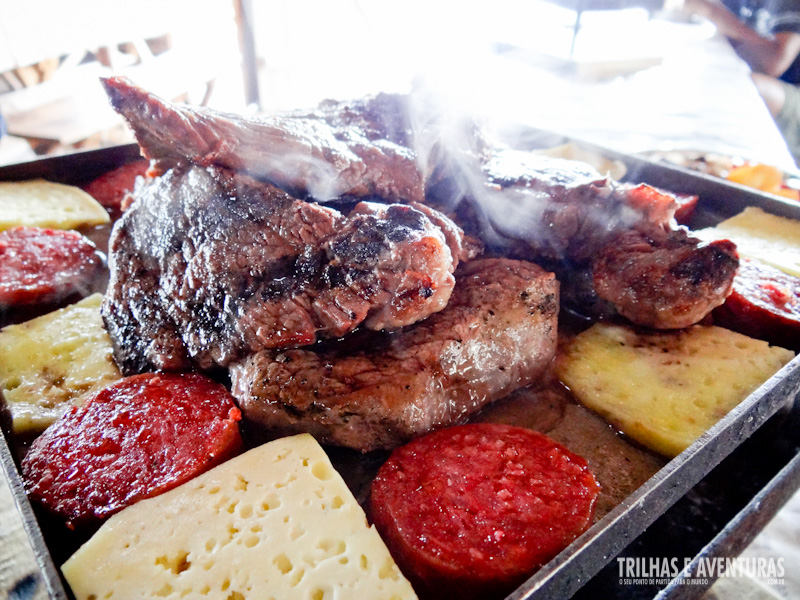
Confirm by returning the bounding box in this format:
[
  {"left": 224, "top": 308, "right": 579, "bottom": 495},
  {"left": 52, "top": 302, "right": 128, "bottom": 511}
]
[
  {"left": 251, "top": 151, "right": 350, "bottom": 202},
  {"left": 407, "top": 66, "right": 701, "bottom": 261},
  {"left": 399, "top": 83, "right": 649, "bottom": 257},
  {"left": 110, "top": 74, "right": 666, "bottom": 260}
]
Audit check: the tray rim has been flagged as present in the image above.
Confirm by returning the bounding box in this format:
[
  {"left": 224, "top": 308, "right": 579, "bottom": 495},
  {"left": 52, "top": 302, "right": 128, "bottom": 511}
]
[
  {"left": 654, "top": 445, "right": 800, "bottom": 600},
  {"left": 1, "top": 424, "right": 68, "bottom": 599},
  {"left": 511, "top": 356, "right": 800, "bottom": 599}
]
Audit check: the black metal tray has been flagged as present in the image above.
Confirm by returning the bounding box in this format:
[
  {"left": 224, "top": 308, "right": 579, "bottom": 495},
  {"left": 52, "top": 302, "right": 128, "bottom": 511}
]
[
  {"left": 1, "top": 140, "right": 799, "bottom": 600},
  {"left": 507, "top": 128, "right": 800, "bottom": 599}
]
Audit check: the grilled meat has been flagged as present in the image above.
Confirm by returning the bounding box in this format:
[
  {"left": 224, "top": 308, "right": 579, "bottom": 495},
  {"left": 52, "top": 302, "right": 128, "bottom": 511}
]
[
  {"left": 101, "top": 76, "right": 424, "bottom": 204},
  {"left": 102, "top": 77, "right": 737, "bottom": 356},
  {"left": 230, "top": 258, "right": 559, "bottom": 452},
  {"left": 431, "top": 149, "right": 738, "bottom": 328},
  {"left": 96, "top": 80, "right": 741, "bottom": 452},
  {"left": 592, "top": 229, "right": 738, "bottom": 329},
  {"left": 103, "top": 165, "right": 464, "bottom": 374},
  {"left": 102, "top": 78, "right": 735, "bottom": 329},
  {"left": 478, "top": 150, "right": 677, "bottom": 260}
]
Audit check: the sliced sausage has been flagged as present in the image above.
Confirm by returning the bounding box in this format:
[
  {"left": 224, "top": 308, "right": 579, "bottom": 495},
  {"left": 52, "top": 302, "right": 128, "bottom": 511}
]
[
  {"left": 713, "top": 258, "right": 800, "bottom": 351},
  {"left": 82, "top": 159, "right": 150, "bottom": 215},
  {"left": 0, "top": 226, "right": 104, "bottom": 309},
  {"left": 22, "top": 372, "right": 243, "bottom": 530},
  {"left": 369, "top": 423, "right": 599, "bottom": 600}
]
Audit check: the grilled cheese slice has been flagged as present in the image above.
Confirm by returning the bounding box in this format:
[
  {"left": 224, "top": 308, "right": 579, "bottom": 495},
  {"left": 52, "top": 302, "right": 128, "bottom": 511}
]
[{"left": 0, "top": 294, "right": 121, "bottom": 434}]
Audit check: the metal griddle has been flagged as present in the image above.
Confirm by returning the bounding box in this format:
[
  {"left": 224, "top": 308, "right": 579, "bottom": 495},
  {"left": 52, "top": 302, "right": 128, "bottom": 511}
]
[{"left": 1, "top": 139, "right": 799, "bottom": 600}]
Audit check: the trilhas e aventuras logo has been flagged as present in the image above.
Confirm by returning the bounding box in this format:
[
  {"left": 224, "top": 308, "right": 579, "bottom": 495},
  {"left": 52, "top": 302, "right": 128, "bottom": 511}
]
[{"left": 617, "top": 556, "right": 785, "bottom": 586}]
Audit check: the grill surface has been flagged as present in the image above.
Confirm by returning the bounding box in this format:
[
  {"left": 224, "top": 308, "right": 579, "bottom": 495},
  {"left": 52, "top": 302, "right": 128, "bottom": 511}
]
[{"left": 1, "top": 139, "right": 799, "bottom": 600}]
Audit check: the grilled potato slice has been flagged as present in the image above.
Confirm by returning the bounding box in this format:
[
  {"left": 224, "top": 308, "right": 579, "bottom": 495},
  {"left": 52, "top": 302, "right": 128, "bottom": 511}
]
[
  {"left": 556, "top": 323, "right": 794, "bottom": 457},
  {"left": 0, "top": 179, "right": 110, "bottom": 232},
  {"left": 0, "top": 294, "right": 121, "bottom": 435}
]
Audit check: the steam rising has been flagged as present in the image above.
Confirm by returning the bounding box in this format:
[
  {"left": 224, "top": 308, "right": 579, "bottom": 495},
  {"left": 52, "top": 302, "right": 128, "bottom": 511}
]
[
  {"left": 402, "top": 87, "right": 526, "bottom": 249},
  {"left": 397, "top": 85, "right": 654, "bottom": 257},
  {"left": 258, "top": 151, "right": 350, "bottom": 202},
  {"left": 106, "top": 72, "right": 674, "bottom": 271}
]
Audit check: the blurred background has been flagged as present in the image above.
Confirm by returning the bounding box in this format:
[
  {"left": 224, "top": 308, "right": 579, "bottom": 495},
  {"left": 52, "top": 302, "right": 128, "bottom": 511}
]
[
  {"left": 0, "top": 0, "right": 243, "bottom": 163},
  {"left": 0, "top": 0, "right": 796, "bottom": 173}
]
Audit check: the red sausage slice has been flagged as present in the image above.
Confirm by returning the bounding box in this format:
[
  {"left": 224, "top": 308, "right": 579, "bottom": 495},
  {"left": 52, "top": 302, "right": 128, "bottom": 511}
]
[
  {"left": 22, "top": 372, "right": 243, "bottom": 530},
  {"left": 713, "top": 258, "right": 800, "bottom": 351},
  {"left": 82, "top": 159, "right": 149, "bottom": 215},
  {"left": 369, "top": 423, "right": 599, "bottom": 600},
  {"left": 0, "top": 226, "right": 104, "bottom": 309}
]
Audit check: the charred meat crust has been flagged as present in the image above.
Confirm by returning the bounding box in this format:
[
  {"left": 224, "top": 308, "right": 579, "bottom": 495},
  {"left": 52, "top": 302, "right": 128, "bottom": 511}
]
[
  {"left": 440, "top": 150, "right": 739, "bottom": 328},
  {"left": 592, "top": 229, "right": 739, "bottom": 329},
  {"left": 102, "top": 165, "right": 465, "bottom": 373},
  {"left": 230, "top": 258, "right": 559, "bottom": 452},
  {"left": 462, "top": 150, "right": 679, "bottom": 262},
  {"left": 102, "top": 79, "right": 736, "bottom": 332}
]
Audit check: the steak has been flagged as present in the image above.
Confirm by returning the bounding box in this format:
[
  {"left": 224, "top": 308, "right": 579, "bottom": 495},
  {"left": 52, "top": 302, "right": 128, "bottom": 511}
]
[
  {"left": 101, "top": 76, "right": 424, "bottom": 204},
  {"left": 430, "top": 149, "right": 739, "bottom": 328},
  {"left": 591, "top": 229, "right": 739, "bottom": 329},
  {"left": 103, "top": 165, "right": 467, "bottom": 374},
  {"left": 96, "top": 81, "right": 737, "bottom": 452},
  {"left": 101, "top": 79, "right": 737, "bottom": 330},
  {"left": 230, "top": 258, "right": 559, "bottom": 452}
]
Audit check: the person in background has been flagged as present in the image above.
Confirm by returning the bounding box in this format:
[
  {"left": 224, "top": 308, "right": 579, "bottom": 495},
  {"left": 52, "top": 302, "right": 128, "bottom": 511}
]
[{"left": 680, "top": 0, "right": 800, "bottom": 163}]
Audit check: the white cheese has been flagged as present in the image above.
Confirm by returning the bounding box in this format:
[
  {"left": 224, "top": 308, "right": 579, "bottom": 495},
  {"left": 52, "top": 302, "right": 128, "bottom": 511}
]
[{"left": 61, "top": 433, "right": 418, "bottom": 600}]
